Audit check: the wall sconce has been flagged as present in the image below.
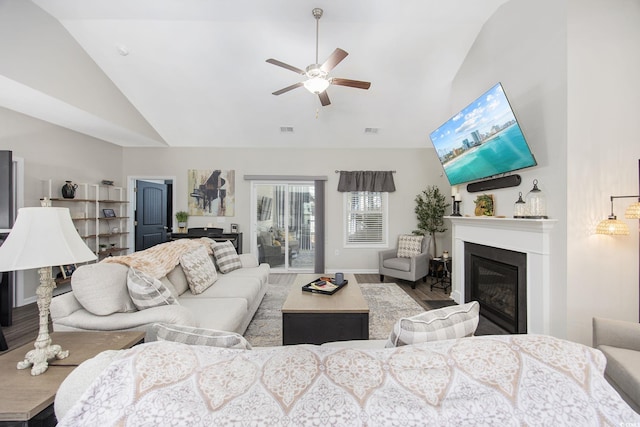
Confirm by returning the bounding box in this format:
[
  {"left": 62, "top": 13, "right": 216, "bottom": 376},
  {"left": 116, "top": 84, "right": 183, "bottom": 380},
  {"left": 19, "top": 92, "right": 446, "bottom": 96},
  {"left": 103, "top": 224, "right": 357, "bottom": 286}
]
[{"left": 595, "top": 195, "right": 640, "bottom": 235}]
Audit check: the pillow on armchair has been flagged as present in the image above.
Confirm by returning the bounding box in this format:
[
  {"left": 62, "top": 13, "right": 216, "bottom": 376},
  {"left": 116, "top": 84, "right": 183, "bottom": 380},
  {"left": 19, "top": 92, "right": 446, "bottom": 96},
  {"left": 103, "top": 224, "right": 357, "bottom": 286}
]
[{"left": 397, "top": 234, "right": 424, "bottom": 258}]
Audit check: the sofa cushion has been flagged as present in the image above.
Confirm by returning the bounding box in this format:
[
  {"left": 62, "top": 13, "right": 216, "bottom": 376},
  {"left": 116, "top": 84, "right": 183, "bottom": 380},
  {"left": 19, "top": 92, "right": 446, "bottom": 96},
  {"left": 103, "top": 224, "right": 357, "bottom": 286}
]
[
  {"left": 151, "top": 323, "right": 252, "bottom": 349},
  {"left": 212, "top": 240, "right": 242, "bottom": 273},
  {"left": 165, "top": 266, "right": 189, "bottom": 296},
  {"left": 127, "top": 268, "right": 178, "bottom": 310},
  {"left": 179, "top": 276, "right": 263, "bottom": 311},
  {"left": 71, "top": 263, "right": 136, "bottom": 316},
  {"left": 178, "top": 297, "right": 247, "bottom": 334},
  {"left": 180, "top": 246, "right": 218, "bottom": 294},
  {"left": 397, "top": 234, "right": 424, "bottom": 258},
  {"left": 386, "top": 301, "right": 480, "bottom": 347}
]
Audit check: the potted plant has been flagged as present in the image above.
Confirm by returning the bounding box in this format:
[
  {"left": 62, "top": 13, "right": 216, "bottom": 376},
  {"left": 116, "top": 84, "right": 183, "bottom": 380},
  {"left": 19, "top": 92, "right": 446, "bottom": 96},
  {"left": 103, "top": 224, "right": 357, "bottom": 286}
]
[
  {"left": 99, "top": 244, "right": 107, "bottom": 252},
  {"left": 175, "top": 211, "right": 189, "bottom": 230},
  {"left": 413, "top": 185, "right": 450, "bottom": 257}
]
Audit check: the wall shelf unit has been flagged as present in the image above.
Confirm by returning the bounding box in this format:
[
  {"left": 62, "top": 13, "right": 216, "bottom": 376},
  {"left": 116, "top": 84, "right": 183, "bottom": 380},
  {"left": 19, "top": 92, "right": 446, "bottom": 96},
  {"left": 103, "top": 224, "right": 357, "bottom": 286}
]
[{"left": 42, "top": 180, "right": 130, "bottom": 285}]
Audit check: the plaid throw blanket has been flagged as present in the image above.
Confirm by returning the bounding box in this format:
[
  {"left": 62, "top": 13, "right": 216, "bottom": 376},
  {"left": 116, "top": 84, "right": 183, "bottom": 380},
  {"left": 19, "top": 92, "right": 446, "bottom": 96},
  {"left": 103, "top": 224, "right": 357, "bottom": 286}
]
[{"left": 102, "top": 238, "right": 213, "bottom": 278}]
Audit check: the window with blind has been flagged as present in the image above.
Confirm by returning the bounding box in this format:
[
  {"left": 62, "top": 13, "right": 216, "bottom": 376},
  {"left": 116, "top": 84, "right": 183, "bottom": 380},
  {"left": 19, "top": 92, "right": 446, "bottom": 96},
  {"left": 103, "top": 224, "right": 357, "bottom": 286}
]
[{"left": 344, "top": 191, "right": 388, "bottom": 247}]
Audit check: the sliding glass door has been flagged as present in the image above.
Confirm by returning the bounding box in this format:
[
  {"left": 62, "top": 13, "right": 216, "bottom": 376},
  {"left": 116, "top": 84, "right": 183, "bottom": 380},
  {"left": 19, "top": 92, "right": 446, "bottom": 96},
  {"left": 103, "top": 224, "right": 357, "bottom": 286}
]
[{"left": 253, "top": 182, "right": 315, "bottom": 271}]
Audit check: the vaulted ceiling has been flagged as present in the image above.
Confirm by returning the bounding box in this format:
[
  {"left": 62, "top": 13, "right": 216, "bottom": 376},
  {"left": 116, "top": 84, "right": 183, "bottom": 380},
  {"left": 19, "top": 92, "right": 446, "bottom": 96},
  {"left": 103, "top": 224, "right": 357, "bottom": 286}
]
[{"left": 2, "top": 0, "right": 509, "bottom": 148}]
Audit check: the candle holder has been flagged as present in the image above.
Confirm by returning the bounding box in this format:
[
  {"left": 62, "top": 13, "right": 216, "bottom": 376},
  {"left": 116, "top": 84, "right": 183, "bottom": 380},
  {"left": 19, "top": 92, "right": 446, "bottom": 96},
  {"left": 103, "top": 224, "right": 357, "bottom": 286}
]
[{"left": 451, "top": 196, "right": 462, "bottom": 216}]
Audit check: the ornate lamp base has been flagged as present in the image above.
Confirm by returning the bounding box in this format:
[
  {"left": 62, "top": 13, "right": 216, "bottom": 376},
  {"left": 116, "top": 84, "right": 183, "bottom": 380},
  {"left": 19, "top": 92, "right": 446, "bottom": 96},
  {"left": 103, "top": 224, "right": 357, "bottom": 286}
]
[{"left": 16, "top": 266, "right": 69, "bottom": 375}]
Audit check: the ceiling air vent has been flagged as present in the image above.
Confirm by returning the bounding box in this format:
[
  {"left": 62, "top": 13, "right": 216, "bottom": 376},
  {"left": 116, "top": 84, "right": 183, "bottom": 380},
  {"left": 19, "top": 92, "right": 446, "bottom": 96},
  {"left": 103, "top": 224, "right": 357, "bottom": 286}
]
[
  {"left": 364, "top": 127, "right": 379, "bottom": 134},
  {"left": 280, "top": 126, "right": 294, "bottom": 133}
]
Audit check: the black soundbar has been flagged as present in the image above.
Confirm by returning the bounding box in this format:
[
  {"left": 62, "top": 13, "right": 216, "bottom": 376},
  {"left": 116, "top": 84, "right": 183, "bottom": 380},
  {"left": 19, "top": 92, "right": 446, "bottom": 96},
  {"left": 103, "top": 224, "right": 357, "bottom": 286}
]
[{"left": 466, "top": 174, "right": 521, "bottom": 193}]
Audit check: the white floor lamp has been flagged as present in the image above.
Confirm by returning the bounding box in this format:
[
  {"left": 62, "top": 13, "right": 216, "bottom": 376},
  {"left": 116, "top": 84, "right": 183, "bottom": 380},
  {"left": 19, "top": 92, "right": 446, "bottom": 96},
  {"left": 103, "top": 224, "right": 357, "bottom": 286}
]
[{"left": 0, "top": 206, "right": 96, "bottom": 375}]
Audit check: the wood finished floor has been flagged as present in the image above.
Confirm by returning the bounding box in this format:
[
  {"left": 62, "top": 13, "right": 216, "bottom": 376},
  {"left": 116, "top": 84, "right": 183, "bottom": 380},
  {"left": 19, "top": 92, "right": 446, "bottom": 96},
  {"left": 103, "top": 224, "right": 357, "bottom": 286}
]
[{"left": 1, "top": 273, "right": 452, "bottom": 354}]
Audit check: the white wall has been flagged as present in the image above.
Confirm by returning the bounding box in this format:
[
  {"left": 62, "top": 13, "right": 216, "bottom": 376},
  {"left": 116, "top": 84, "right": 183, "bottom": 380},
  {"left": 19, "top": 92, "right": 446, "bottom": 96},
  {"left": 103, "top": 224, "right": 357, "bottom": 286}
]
[
  {"left": 450, "top": 0, "right": 569, "bottom": 338},
  {"left": 451, "top": 0, "right": 640, "bottom": 345},
  {"left": 0, "top": 107, "right": 124, "bottom": 304},
  {"left": 122, "top": 147, "right": 449, "bottom": 272},
  {"left": 566, "top": 0, "right": 640, "bottom": 344}
]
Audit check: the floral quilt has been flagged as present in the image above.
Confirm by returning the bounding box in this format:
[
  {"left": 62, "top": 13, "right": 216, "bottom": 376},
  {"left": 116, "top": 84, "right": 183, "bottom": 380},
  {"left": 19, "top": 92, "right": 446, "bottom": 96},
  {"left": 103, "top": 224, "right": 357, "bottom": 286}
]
[{"left": 59, "top": 335, "right": 640, "bottom": 426}]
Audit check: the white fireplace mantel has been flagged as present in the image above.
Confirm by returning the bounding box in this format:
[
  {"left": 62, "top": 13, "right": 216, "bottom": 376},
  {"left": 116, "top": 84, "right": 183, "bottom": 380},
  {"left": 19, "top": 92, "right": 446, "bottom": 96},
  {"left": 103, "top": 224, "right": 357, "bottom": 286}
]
[{"left": 446, "top": 216, "right": 557, "bottom": 334}]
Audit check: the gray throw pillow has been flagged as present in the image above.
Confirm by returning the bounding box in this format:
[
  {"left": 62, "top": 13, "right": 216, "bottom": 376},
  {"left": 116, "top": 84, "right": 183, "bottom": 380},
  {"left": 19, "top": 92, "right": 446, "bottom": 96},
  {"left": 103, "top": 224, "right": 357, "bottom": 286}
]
[
  {"left": 386, "top": 301, "right": 480, "bottom": 347},
  {"left": 127, "top": 268, "right": 178, "bottom": 310},
  {"left": 212, "top": 240, "right": 242, "bottom": 273},
  {"left": 151, "top": 323, "right": 252, "bottom": 350}
]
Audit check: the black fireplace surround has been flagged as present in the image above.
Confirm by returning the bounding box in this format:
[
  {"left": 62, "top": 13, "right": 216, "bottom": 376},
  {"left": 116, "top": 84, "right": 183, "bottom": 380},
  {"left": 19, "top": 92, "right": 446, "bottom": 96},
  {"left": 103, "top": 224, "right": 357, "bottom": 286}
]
[{"left": 464, "top": 242, "right": 527, "bottom": 334}]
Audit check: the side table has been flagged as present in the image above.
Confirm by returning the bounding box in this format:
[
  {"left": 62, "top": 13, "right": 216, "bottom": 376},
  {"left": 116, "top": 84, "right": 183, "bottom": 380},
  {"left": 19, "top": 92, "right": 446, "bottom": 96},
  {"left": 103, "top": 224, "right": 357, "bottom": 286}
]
[
  {"left": 430, "top": 257, "right": 452, "bottom": 294},
  {"left": 0, "top": 331, "right": 144, "bottom": 426}
]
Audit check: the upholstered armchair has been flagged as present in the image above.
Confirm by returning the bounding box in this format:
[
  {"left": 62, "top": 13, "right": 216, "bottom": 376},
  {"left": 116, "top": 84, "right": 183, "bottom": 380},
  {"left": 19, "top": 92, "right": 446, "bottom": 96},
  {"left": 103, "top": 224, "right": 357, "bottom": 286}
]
[
  {"left": 379, "top": 234, "right": 431, "bottom": 289},
  {"left": 257, "top": 231, "right": 285, "bottom": 266},
  {"left": 593, "top": 317, "right": 640, "bottom": 413}
]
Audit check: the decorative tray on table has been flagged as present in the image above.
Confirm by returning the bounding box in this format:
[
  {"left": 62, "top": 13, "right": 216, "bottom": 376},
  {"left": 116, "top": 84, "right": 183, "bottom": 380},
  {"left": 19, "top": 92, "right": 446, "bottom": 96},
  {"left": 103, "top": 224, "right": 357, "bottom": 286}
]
[{"left": 301, "top": 276, "right": 349, "bottom": 295}]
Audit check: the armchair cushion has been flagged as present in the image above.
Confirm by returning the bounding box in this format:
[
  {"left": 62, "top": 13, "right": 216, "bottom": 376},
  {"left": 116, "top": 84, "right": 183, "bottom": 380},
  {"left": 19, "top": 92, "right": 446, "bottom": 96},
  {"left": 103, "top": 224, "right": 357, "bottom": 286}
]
[
  {"left": 397, "top": 234, "right": 424, "bottom": 258},
  {"left": 383, "top": 257, "right": 412, "bottom": 272}
]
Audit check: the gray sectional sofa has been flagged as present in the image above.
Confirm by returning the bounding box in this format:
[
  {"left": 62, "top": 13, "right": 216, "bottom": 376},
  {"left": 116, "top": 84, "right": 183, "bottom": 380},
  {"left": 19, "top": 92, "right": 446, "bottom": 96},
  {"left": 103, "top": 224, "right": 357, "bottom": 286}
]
[{"left": 51, "top": 250, "right": 269, "bottom": 336}]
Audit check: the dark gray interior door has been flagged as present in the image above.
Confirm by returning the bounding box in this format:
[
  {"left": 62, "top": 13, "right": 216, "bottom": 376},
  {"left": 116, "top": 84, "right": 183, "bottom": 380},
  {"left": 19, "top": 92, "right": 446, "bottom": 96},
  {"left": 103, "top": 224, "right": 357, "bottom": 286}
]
[{"left": 135, "top": 180, "right": 168, "bottom": 251}]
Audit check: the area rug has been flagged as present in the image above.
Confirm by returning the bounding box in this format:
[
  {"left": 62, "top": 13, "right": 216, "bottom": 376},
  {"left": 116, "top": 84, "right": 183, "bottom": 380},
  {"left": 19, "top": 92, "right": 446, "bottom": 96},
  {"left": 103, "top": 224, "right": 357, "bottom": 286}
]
[{"left": 244, "top": 282, "right": 425, "bottom": 347}]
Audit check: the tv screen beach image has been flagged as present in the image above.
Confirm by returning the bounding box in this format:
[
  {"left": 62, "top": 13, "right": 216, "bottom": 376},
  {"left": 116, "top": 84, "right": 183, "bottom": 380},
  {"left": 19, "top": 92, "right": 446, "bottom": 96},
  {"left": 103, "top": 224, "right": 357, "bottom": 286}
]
[{"left": 429, "top": 83, "right": 536, "bottom": 186}]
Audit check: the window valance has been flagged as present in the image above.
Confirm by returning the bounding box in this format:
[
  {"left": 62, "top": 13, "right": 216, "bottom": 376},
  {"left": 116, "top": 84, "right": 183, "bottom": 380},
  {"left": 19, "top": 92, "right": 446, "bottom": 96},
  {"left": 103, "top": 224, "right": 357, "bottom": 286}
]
[{"left": 337, "top": 170, "right": 396, "bottom": 192}]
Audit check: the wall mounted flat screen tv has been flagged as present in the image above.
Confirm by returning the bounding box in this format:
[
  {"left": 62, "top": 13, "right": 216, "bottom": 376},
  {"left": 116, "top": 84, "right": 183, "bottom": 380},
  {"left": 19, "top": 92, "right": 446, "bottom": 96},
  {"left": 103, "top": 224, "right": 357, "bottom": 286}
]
[{"left": 429, "top": 83, "right": 537, "bottom": 186}]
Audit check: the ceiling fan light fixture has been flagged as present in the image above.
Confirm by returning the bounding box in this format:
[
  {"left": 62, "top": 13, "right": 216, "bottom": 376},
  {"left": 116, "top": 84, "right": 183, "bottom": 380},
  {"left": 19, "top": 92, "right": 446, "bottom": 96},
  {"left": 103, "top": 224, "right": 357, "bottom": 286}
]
[{"left": 304, "top": 77, "right": 330, "bottom": 94}]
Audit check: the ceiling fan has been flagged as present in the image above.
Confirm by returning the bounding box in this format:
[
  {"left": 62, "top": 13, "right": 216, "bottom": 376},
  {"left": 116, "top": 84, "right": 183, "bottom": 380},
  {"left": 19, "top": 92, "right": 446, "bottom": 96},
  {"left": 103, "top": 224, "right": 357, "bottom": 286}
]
[{"left": 266, "top": 8, "right": 371, "bottom": 107}]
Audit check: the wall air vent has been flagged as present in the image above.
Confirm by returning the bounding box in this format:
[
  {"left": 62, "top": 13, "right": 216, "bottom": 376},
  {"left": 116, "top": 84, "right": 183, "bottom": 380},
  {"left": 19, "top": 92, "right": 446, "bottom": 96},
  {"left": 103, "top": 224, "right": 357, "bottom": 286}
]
[
  {"left": 364, "top": 127, "right": 379, "bottom": 134},
  {"left": 280, "top": 126, "right": 294, "bottom": 133}
]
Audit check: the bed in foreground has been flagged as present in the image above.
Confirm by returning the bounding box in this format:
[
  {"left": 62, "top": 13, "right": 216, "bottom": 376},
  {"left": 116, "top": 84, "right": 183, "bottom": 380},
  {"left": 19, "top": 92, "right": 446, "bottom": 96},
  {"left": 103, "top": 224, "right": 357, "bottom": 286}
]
[{"left": 57, "top": 334, "right": 639, "bottom": 426}]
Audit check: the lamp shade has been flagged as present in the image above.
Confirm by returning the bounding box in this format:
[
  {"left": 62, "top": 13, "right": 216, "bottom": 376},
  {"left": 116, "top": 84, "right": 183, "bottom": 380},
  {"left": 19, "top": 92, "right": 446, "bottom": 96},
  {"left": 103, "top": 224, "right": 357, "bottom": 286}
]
[
  {"left": 595, "top": 217, "right": 630, "bottom": 235},
  {"left": 625, "top": 202, "right": 640, "bottom": 219},
  {"left": 0, "top": 207, "right": 96, "bottom": 272}
]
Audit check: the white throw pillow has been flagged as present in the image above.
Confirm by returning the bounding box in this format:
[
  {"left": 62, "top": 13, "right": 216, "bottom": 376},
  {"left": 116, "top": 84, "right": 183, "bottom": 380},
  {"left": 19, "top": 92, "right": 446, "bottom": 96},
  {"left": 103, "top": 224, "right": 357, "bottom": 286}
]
[
  {"left": 212, "top": 240, "right": 242, "bottom": 273},
  {"left": 151, "top": 323, "right": 252, "bottom": 350},
  {"left": 397, "top": 234, "right": 424, "bottom": 258},
  {"left": 127, "top": 268, "right": 178, "bottom": 310},
  {"left": 180, "top": 245, "right": 218, "bottom": 294},
  {"left": 386, "top": 301, "right": 480, "bottom": 347},
  {"left": 71, "top": 263, "right": 137, "bottom": 315}
]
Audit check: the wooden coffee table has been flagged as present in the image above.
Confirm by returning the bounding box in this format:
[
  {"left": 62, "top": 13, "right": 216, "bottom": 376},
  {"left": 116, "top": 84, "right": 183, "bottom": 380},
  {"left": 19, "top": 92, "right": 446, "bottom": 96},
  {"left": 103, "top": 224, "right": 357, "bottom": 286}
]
[
  {"left": 281, "top": 274, "right": 369, "bottom": 345},
  {"left": 0, "top": 331, "right": 145, "bottom": 426}
]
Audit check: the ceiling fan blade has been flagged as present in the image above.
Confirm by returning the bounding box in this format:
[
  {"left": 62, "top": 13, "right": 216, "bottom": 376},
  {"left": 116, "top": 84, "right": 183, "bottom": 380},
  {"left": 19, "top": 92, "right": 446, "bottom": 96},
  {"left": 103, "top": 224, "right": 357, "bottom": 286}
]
[
  {"left": 320, "top": 48, "right": 348, "bottom": 72},
  {"left": 331, "top": 78, "right": 371, "bottom": 90},
  {"left": 272, "top": 82, "right": 304, "bottom": 96},
  {"left": 318, "top": 91, "right": 331, "bottom": 106},
  {"left": 266, "top": 59, "right": 306, "bottom": 75}
]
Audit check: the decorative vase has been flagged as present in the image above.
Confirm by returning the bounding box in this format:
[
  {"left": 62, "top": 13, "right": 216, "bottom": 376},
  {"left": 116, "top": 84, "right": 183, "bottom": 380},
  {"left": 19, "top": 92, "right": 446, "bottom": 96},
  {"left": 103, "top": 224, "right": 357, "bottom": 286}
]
[{"left": 61, "top": 181, "right": 78, "bottom": 199}]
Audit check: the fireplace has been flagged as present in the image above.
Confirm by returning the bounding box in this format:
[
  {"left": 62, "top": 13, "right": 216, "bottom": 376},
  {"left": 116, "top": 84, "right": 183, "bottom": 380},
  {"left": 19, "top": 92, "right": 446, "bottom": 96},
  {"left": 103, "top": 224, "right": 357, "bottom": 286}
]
[
  {"left": 448, "top": 216, "right": 556, "bottom": 335},
  {"left": 464, "top": 242, "right": 527, "bottom": 334}
]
